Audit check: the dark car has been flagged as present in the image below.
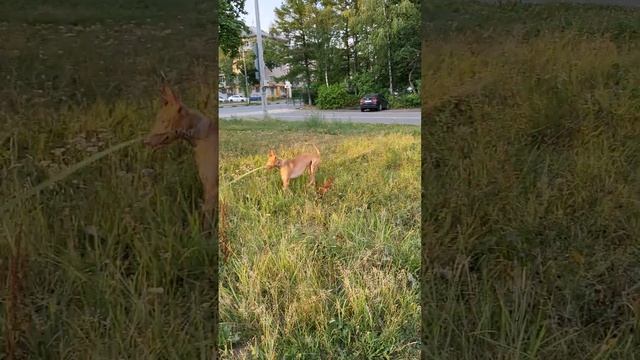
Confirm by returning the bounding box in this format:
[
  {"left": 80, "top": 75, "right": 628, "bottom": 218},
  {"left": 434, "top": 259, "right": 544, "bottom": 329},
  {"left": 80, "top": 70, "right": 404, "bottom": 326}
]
[
  {"left": 249, "top": 95, "right": 261, "bottom": 102},
  {"left": 360, "top": 93, "right": 389, "bottom": 111}
]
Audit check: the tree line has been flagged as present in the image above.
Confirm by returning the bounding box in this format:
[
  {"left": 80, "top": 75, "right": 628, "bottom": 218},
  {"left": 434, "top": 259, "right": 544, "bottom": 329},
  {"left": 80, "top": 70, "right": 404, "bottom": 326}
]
[{"left": 219, "top": 0, "right": 420, "bottom": 106}]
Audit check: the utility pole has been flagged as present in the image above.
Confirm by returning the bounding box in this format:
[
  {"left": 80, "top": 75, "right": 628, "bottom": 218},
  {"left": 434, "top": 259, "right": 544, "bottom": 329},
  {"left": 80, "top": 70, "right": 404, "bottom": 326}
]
[
  {"left": 254, "top": 0, "right": 268, "bottom": 118},
  {"left": 240, "top": 39, "right": 250, "bottom": 98}
]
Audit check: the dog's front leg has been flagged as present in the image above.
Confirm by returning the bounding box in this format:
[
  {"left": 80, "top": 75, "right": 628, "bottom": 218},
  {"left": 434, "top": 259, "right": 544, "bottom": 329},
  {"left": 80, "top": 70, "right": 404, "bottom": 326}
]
[
  {"left": 200, "top": 206, "right": 216, "bottom": 238},
  {"left": 280, "top": 169, "right": 290, "bottom": 192},
  {"left": 200, "top": 190, "right": 217, "bottom": 237}
]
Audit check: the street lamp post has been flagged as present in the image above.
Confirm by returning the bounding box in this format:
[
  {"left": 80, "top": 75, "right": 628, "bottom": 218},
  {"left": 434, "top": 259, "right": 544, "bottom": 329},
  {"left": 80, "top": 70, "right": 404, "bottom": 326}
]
[{"left": 254, "top": 0, "right": 268, "bottom": 119}]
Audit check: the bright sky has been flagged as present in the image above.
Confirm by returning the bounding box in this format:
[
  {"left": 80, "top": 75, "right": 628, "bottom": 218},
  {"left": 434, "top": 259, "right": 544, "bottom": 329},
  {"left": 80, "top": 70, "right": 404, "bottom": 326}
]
[{"left": 242, "top": 0, "right": 283, "bottom": 32}]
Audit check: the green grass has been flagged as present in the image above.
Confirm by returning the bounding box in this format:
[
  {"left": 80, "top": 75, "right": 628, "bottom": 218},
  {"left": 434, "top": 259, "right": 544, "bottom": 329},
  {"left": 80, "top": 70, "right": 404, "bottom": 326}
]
[
  {"left": 0, "top": 4, "right": 218, "bottom": 358},
  {"left": 423, "top": 1, "right": 640, "bottom": 358},
  {"left": 218, "top": 118, "right": 420, "bottom": 358}
]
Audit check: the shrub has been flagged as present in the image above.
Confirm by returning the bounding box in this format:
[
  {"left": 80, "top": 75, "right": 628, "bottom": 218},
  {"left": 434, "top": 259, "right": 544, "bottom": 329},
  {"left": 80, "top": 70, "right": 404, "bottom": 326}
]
[
  {"left": 316, "top": 84, "right": 357, "bottom": 109},
  {"left": 389, "top": 93, "right": 421, "bottom": 109}
]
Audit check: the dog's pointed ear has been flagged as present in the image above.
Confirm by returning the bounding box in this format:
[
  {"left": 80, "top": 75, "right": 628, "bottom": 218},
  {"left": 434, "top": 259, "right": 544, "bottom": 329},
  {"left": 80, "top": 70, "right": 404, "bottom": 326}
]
[
  {"left": 161, "top": 84, "right": 180, "bottom": 105},
  {"left": 160, "top": 85, "right": 169, "bottom": 105}
]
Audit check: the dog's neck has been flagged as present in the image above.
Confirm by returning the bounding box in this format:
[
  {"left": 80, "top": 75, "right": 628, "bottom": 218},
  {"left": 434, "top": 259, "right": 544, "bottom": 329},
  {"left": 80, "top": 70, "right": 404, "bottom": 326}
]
[
  {"left": 192, "top": 125, "right": 216, "bottom": 174},
  {"left": 192, "top": 119, "right": 216, "bottom": 154},
  {"left": 179, "top": 111, "right": 214, "bottom": 147},
  {"left": 189, "top": 113, "right": 218, "bottom": 212}
]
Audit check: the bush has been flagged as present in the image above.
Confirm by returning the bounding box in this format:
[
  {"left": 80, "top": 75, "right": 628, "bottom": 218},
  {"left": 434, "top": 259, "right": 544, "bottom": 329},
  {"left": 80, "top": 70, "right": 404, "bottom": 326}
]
[
  {"left": 316, "top": 84, "right": 358, "bottom": 109},
  {"left": 389, "top": 93, "right": 420, "bottom": 109}
]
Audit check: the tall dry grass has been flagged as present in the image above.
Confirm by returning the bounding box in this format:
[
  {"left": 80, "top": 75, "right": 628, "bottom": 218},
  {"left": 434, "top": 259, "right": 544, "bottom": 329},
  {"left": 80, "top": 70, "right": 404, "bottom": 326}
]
[
  {"left": 423, "top": 1, "right": 640, "bottom": 358},
  {"left": 1, "top": 3, "right": 218, "bottom": 358}
]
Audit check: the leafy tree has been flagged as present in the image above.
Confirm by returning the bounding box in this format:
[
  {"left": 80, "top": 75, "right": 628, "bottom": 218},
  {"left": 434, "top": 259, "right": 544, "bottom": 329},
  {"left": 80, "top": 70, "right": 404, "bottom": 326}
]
[
  {"left": 219, "top": 46, "right": 259, "bottom": 97},
  {"left": 351, "top": 72, "right": 377, "bottom": 95},
  {"left": 389, "top": 0, "right": 420, "bottom": 93},
  {"left": 311, "top": 1, "right": 342, "bottom": 87},
  {"left": 219, "top": 0, "right": 248, "bottom": 57},
  {"left": 219, "top": 51, "right": 235, "bottom": 89},
  {"left": 263, "top": 37, "right": 286, "bottom": 70},
  {"left": 257, "top": 0, "right": 420, "bottom": 106},
  {"left": 273, "top": 0, "right": 317, "bottom": 105}
]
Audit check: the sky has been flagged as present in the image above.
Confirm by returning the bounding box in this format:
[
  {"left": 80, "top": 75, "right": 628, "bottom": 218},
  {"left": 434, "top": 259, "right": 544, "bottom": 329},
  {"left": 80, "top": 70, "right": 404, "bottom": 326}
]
[{"left": 242, "top": 0, "right": 283, "bottom": 32}]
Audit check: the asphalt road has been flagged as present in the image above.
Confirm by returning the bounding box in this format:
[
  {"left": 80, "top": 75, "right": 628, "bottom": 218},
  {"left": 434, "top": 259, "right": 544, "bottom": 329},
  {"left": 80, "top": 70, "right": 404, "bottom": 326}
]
[{"left": 219, "top": 103, "right": 420, "bottom": 126}]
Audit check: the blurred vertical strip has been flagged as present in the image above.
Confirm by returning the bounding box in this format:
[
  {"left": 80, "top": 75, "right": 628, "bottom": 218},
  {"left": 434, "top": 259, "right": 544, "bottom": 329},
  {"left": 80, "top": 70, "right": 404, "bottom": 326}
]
[{"left": 420, "top": 0, "right": 428, "bottom": 358}]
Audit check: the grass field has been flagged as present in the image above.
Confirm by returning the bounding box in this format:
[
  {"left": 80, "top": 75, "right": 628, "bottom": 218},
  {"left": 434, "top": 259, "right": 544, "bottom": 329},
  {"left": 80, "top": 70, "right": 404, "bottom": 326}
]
[
  {"left": 0, "top": 2, "right": 219, "bottom": 358},
  {"left": 218, "top": 119, "right": 420, "bottom": 358},
  {"left": 423, "top": 1, "right": 640, "bottom": 358}
]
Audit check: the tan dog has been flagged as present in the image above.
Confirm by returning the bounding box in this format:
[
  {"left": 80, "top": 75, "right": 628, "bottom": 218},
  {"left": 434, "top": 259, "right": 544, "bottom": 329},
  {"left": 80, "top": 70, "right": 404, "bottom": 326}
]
[
  {"left": 266, "top": 145, "right": 321, "bottom": 190},
  {"left": 144, "top": 85, "right": 218, "bottom": 222}
]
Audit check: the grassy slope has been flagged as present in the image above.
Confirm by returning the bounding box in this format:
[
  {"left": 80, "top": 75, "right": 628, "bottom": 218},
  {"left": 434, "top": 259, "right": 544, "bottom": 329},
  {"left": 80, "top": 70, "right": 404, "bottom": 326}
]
[
  {"left": 218, "top": 119, "right": 420, "bottom": 358},
  {"left": 0, "top": 0, "right": 215, "bottom": 24},
  {"left": 423, "top": 1, "right": 640, "bottom": 358},
  {"left": 0, "top": 2, "right": 218, "bottom": 358}
]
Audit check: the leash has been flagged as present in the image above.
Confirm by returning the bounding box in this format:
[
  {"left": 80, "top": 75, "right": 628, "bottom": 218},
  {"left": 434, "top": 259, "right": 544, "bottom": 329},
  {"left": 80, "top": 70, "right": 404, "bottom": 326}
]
[
  {"left": 221, "top": 165, "right": 266, "bottom": 188},
  {"left": 2, "top": 135, "right": 145, "bottom": 213}
]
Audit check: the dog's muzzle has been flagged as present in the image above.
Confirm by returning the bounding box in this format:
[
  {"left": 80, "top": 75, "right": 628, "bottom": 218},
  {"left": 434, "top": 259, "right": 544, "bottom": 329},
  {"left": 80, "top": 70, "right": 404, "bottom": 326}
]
[{"left": 144, "top": 133, "right": 171, "bottom": 150}]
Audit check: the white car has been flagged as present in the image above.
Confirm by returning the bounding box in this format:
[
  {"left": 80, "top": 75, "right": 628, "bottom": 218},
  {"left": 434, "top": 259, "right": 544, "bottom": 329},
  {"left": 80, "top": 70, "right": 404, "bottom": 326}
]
[
  {"left": 227, "top": 95, "right": 247, "bottom": 102},
  {"left": 218, "top": 95, "right": 227, "bottom": 102}
]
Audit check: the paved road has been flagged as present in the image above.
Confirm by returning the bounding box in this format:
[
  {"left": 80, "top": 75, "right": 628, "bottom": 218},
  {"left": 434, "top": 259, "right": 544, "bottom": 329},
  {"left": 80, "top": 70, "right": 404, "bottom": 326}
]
[{"left": 219, "top": 103, "right": 420, "bottom": 126}]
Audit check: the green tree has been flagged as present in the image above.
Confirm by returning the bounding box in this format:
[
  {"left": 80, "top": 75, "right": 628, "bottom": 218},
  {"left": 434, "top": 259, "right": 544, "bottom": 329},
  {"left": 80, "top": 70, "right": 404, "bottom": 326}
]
[
  {"left": 273, "top": 0, "right": 317, "bottom": 105},
  {"left": 219, "top": 0, "right": 248, "bottom": 57},
  {"left": 349, "top": 0, "right": 419, "bottom": 94},
  {"left": 389, "top": 0, "right": 420, "bottom": 93},
  {"left": 312, "top": 0, "right": 342, "bottom": 87},
  {"left": 271, "top": 0, "right": 420, "bottom": 106},
  {"left": 336, "top": 0, "right": 358, "bottom": 78},
  {"left": 263, "top": 37, "right": 285, "bottom": 70},
  {"left": 219, "top": 51, "right": 235, "bottom": 90}
]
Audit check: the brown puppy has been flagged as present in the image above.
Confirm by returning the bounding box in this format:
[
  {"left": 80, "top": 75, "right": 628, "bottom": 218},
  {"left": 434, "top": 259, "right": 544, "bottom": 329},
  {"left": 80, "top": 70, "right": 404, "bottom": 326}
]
[
  {"left": 266, "top": 145, "right": 321, "bottom": 190},
  {"left": 144, "top": 85, "right": 218, "bottom": 222}
]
